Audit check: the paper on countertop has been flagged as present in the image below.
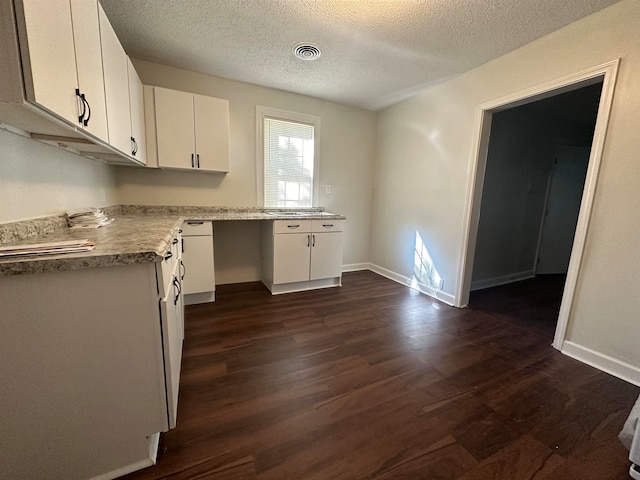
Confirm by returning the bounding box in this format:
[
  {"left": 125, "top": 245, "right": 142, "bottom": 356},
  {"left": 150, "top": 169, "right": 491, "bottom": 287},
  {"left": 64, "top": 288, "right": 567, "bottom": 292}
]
[
  {"left": 66, "top": 207, "right": 113, "bottom": 229},
  {"left": 0, "top": 239, "right": 95, "bottom": 258}
]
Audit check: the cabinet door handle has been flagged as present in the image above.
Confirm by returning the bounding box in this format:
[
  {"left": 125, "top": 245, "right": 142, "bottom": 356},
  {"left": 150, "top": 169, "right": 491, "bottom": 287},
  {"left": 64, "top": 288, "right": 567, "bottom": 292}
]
[
  {"left": 187, "top": 221, "right": 204, "bottom": 225},
  {"left": 307, "top": 234, "right": 310, "bottom": 247},
  {"left": 172, "top": 237, "right": 179, "bottom": 245},
  {"left": 173, "top": 277, "right": 181, "bottom": 305},
  {"left": 287, "top": 224, "right": 300, "bottom": 229},
  {"left": 191, "top": 153, "right": 195, "bottom": 168},
  {"left": 312, "top": 234, "right": 316, "bottom": 247},
  {"left": 181, "top": 238, "right": 184, "bottom": 253},
  {"left": 75, "top": 89, "right": 85, "bottom": 124},
  {"left": 196, "top": 153, "right": 200, "bottom": 168},
  {"left": 131, "top": 137, "right": 138, "bottom": 156},
  {"left": 180, "top": 260, "right": 186, "bottom": 280},
  {"left": 322, "top": 224, "right": 334, "bottom": 228},
  {"left": 82, "top": 94, "right": 91, "bottom": 126},
  {"left": 164, "top": 251, "right": 173, "bottom": 261}
]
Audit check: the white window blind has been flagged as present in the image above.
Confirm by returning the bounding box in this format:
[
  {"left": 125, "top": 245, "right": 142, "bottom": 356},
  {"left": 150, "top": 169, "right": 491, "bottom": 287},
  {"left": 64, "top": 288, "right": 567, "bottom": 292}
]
[{"left": 263, "top": 117, "right": 315, "bottom": 208}]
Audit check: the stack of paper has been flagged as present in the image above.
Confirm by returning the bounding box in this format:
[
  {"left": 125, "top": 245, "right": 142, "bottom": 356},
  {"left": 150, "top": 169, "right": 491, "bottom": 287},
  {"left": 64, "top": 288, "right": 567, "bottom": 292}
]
[
  {"left": 0, "top": 239, "right": 96, "bottom": 258},
  {"left": 67, "top": 208, "right": 113, "bottom": 229}
]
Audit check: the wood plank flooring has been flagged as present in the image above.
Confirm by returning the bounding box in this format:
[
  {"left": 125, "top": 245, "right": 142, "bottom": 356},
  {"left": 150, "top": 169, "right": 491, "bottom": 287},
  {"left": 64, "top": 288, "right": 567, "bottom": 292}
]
[{"left": 120, "top": 271, "right": 638, "bottom": 479}]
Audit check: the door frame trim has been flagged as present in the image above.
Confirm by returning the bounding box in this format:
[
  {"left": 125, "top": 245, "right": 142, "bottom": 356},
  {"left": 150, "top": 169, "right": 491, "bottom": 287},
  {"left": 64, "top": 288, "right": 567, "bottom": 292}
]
[{"left": 455, "top": 59, "right": 620, "bottom": 351}]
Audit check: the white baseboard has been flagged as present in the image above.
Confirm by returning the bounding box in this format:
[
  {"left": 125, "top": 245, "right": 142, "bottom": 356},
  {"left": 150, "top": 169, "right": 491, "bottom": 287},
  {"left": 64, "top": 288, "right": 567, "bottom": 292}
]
[
  {"left": 184, "top": 291, "right": 215, "bottom": 305},
  {"left": 562, "top": 341, "right": 640, "bottom": 387},
  {"left": 368, "top": 263, "right": 456, "bottom": 306},
  {"left": 470, "top": 270, "right": 535, "bottom": 291},
  {"left": 88, "top": 458, "right": 155, "bottom": 480},
  {"left": 342, "top": 262, "right": 373, "bottom": 272}
]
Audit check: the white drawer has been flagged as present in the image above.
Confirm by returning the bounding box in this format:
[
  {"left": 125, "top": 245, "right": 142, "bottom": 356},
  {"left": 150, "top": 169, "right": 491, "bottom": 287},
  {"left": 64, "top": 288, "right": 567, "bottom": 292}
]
[
  {"left": 273, "top": 219, "right": 312, "bottom": 234},
  {"left": 181, "top": 220, "right": 212, "bottom": 236},
  {"left": 312, "top": 219, "right": 344, "bottom": 232}
]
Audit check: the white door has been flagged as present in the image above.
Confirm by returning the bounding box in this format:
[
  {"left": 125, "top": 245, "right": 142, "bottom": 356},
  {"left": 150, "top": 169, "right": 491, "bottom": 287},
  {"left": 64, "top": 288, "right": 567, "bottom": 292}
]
[
  {"left": 70, "top": 0, "right": 108, "bottom": 142},
  {"left": 99, "top": 4, "right": 131, "bottom": 155},
  {"left": 310, "top": 232, "right": 344, "bottom": 280},
  {"left": 160, "top": 274, "right": 182, "bottom": 429},
  {"left": 181, "top": 235, "right": 215, "bottom": 294},
  {"left": 19, "top": 0, "right": 78, "bottom": 125},
  {"left": 127, "top": 58, "right": 146, "bottom": 163},
  {"left": 155, "top": 87, "right": 195, "bottom": 169},
  {"left": 273, "top": 233, "right": 311, "bottom": 284},
  {"left": 537, "top": 146, "right": 590, "bottom": 274},
  {"left": 194, "top": 94, "right": 230, "bottom": 172}
]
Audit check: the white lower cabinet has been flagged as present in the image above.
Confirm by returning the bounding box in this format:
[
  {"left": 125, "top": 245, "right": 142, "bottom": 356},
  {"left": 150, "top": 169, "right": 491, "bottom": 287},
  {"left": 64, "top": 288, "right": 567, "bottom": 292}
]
[
  {"left": 262, "top": 219, "right": 344, "bottom": 294},
  {"left": 181, "top": 220, "right": 216, "bottom": 304},
  {"left": 0, "top": 233, "right": 184, "bottom": 480}
]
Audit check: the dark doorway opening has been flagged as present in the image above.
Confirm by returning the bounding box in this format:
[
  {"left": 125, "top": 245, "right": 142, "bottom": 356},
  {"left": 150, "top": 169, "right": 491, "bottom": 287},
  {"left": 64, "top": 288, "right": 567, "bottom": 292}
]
[{"left": 468, "top": 81, "right": 603, "bottom": 334}]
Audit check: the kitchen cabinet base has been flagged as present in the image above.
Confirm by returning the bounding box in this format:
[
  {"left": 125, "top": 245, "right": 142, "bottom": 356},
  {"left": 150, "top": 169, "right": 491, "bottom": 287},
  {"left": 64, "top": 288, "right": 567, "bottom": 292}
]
[
  {"left": 184, "top": 291, "right": 215, "bottom": 305},
  {"left": 262, "top": 277, "right": 341, "bottom": 295}
]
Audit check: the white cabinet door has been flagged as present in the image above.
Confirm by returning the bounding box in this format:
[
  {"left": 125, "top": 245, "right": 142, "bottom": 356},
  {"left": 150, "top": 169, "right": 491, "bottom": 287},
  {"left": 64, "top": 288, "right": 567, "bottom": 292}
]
[
  {"left": 194, "top": 94, "right": 230, "bottom": 172},
  {"left": 99, "top": 3, "right": 131, "bottom": 156},
  {"left": 18, "top": 0, "right": 78, "bottom": 125},
  {"left": 160, "top": 273, "right": 183, "bottom": 429},
  {"left": 273, "top": 233, "right": 311, "bottom": 284},
  {"left": 70, "top": 0, "right": 108, "bottom": 142},
  {"left": 182, "top": 235, "right": 215, "bottom": 294},
  {"left": 127, "top": 57, "right": 146, "bottom": 164},
  {"left": 310, "top": 232, "right": 344, "bottom": 281},
  {"left": 155, "top": 87, "right": 195, "bottom": 169}
]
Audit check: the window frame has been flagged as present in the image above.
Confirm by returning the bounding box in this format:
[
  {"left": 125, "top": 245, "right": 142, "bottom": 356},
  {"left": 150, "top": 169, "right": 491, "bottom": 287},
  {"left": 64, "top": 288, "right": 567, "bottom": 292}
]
[{"left": 256, "top": 106, "right": 321, "bottom": 208}]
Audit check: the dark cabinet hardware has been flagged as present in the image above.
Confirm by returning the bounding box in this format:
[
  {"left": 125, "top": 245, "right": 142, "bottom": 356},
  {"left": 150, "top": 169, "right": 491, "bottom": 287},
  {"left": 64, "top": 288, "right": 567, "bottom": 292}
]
[{"left": 75, "top": 89, "right": 85, "bottom": 124}]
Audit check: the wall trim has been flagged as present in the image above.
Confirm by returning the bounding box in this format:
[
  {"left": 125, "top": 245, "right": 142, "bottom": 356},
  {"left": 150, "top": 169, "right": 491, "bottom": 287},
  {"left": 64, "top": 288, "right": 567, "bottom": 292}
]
[
  {"left": 470, "top": 270, "right": 535, "bottom": 292},
  {"left": 88, "top": 458, "right": 155, "bottom": 480},
  {"left": 562, "top": 341, "right": 640, "bottom": 387},
  {"left": 342, "top": 262, "right": 373, "bottom": 272},
  {"left": 368, "top": 263, "right": 456, "bottom": 306}
]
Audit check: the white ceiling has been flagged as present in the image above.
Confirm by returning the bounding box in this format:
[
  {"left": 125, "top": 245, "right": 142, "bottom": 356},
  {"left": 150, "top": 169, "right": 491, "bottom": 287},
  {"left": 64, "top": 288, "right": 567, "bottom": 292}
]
[{"left": 99, "top": 0, "right": 621, "bottom": 111}]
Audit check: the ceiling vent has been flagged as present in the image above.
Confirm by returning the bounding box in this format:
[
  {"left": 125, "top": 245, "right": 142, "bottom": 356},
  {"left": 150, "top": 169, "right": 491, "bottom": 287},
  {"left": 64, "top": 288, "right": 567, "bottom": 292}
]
[{"left": 292, "top": 43, "right": 321, "bottom": 61}]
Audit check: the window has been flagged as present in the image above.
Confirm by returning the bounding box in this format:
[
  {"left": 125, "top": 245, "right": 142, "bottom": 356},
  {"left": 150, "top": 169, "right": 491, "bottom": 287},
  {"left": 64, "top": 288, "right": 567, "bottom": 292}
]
[{"left": 257, "top": 106, "right": 320, "bottom": 208}]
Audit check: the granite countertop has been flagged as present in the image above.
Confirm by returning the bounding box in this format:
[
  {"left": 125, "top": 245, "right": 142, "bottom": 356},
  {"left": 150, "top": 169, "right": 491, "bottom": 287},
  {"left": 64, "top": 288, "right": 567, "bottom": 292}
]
[{"left": 0, "top": 206, "right": 346, "bottom": 276}]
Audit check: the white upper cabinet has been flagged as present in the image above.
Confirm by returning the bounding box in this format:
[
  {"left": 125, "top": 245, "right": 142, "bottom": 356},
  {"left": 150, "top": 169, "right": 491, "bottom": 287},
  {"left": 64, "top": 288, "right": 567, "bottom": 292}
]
[
  {"left": 17, "top": 0, "right": 78, "bottom": 124},
  {"left": 127, "top": 57, "right": 147, "bottom": 164},
  {"left": 194, "top": 94, "right": 230, "bottom": 172},
  {"left": 69, "top": 0, "right": 108, "bottom": 142},
  {"left": 17, "top": 0, "right": 108, "bottom": 141},
  {"left": 155, "top": 87, "right": 194, "bottom": 169},
  {"left": 154, "top": 86, "right": 230, "bottom": 173},
  {"left": 98, "top": 3, "right": 133, "bottom": 158}
]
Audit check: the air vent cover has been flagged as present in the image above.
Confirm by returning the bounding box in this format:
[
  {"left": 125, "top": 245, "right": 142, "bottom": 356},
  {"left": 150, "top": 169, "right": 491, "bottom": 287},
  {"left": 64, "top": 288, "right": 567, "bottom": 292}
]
[{"left": 292, "top": 43, "right": 321, "bottom": 61}]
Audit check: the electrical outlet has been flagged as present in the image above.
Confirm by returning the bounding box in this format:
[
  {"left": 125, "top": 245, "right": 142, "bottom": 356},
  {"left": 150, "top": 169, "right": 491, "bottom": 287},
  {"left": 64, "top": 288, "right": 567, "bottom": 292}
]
[{"left": 325, "top": 184, "right": 332, "bottom": 194}]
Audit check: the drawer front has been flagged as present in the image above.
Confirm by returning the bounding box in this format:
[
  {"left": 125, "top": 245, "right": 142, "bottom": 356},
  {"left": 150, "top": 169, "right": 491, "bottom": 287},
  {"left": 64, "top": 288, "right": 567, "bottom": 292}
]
[
  {"left": 273, "top": 219, "right": 312, "bottom": 234},
  {"left": 311, "top": 219, "right": 344, "bottom": 232},
  {"left": 181, "top": 220, "right": 213, "bottom": 236}
]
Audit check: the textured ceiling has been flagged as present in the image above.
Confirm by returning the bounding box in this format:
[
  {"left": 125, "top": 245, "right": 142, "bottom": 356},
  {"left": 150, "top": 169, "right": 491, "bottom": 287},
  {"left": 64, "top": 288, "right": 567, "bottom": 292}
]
[{"left": 99, "top": 0, "right": 621, "bottom": 111}]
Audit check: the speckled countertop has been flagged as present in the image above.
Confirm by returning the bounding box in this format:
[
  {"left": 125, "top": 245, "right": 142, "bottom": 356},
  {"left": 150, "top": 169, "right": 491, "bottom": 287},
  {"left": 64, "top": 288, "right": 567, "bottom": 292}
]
[{"left": 0, "top": 206, "right": 346, "bottom": 276}]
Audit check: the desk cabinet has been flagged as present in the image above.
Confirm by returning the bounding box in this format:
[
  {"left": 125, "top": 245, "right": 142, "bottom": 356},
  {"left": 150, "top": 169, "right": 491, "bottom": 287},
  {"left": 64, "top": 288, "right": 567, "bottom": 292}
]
[
  {"left": 262, "top": 219, "right": 344, "bottom": 294},
  {"left": 181, "top": 220, "right": 216, "bottom": 304}
]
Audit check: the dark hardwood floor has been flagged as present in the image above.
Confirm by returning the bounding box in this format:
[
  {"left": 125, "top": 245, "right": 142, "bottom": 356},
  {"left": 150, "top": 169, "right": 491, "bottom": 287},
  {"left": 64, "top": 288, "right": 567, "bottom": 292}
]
[{"left": 120, "top": 271, "right": 638, "bottom": 479}]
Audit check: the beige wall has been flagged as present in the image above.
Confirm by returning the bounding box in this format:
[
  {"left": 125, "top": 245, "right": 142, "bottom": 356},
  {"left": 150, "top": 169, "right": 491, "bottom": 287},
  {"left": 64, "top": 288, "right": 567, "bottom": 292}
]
[
  {"left": 116, "top": 61, "right": 377, "bottom": 282},
  {"left": 0, "top": 128, "right": 117, "bottom": 223},
  {"left": 371, "top": 0, "right": 640, "bottom": 372}
]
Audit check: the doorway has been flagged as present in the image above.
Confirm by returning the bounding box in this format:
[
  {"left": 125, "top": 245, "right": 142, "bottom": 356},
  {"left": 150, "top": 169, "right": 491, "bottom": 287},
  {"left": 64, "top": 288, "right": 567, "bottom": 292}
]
[{"left": 457, "top": 60, "right": 619, "bottom": 350}]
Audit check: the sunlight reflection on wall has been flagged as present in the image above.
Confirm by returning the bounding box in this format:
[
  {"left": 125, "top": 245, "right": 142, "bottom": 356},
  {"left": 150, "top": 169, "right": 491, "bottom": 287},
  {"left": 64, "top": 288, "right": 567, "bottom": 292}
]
[{"left": 411, "top": 231, "right": 443, "bottom": 297}]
